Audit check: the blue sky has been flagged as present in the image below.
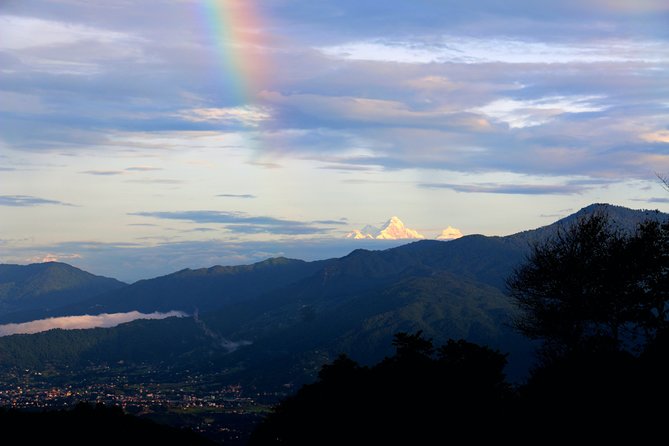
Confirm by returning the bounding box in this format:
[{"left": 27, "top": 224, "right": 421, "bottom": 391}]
[{"left": 1, "top": 0, "right": 668, "bottom": 281}]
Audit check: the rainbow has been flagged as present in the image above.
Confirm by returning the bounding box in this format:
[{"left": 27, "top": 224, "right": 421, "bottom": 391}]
[{"left": 200, "top": 0, "right": 268, "bottom": 106}]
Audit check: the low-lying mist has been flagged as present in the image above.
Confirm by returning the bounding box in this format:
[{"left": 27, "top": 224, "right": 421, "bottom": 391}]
[{"left": 0, "top": 311, "right": 187, "bottom": 337}]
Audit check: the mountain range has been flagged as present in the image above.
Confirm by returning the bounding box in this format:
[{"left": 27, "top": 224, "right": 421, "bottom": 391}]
[
  {"left": 345, "top": 216, "right": 420, "bottom": 239},
  {"left": 346, "top": 216, "right": 462, "bottom": 240},
  {"left": 0, "top": 203, "right": 665, "bottom": 388}
]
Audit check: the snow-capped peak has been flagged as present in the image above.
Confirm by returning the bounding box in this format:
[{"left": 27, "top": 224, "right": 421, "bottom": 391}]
[
  {"left": 345, "top": 229, "right": 375, "bottom": 239},
  {"left": 345, "top": 217, "right": 425, "bottom": 240},
  {"left": 376, "top": 216, "right": 424, "bottom": 240},
  {"left": 436, "top": 226, "right": 463, "bottom": 241}
]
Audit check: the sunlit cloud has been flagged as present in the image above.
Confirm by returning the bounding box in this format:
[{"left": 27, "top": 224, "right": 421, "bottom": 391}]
[
  {"left": 0, "top": 311, "right": 187, "bottom": 337},
  {"left": 27, "top": 253, "right": 83, "bottom": 263},
  {"left": 260, "top": 90, "right": 493, "bottom": 129},
  {"left": 640, "top": 130, "right": 669, "bottom": 144}
]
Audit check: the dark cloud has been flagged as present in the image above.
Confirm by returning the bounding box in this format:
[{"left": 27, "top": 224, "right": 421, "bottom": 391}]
[
  {"left": 129, "top": 210, "right": 327, "bottom": 235},
  {"left": 0, "top": 195, "right": 74, "bottom": 207},
  {"left": 189, "top": 227, "right": 218, "bottom": 232},
  {"left": 420, "top": 182, "right": 587, "bottom": 195},
  {"left": 125, "top": 166, "right": 162, "bottom": 172},
  {"left": 631, "top": 197, "right": 669, "bottom": 204}
]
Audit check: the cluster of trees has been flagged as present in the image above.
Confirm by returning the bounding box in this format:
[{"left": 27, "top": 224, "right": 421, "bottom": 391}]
[
  {"left": 250, "top": 333, "right": 512, "bottom": 444},
  {"left": 251, "top": 211, "right": 669, "bottom": 443},
  {"left": 0, "top": 402, "right": 212, "bottom": 445},
  {"left": 508, "top": 212, "right": 669, "bottom": 362}
]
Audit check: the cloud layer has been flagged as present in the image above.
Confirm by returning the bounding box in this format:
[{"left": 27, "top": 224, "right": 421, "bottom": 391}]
[{"left": 1, "top": 0, "right": 668, "bottom": 279}]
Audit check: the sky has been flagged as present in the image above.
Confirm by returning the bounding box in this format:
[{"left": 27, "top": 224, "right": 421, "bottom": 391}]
[{"left": 1, "top": 0, "right": 668, "bottom": 282}]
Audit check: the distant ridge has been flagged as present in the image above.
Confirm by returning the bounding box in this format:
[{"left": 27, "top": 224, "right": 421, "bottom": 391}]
[{"left": 0, "top": 262, "right": 126, "bottom": 323}]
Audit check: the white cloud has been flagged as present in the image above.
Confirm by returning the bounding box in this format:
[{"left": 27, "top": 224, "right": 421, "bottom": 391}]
[
  {"left": 0, "top": 311, "right": 188, "bottom": 337},
  {"left": 0, "top": 15, "right": 134, "bottom": 50},
  {"left": 318, "top": 37, "right": 668, "bottom": 64},
  {"left": 0, "top": 15, "right": 144, "bottom": 74},
  {"left": 473, "top": 95, "right": 607, "bottom": 128},
  {"left": 176, "top": 106, "right": 272, "bottom": 127}
]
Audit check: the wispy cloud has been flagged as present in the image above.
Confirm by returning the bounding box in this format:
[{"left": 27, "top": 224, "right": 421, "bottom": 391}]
[
  {"left": 312, "top": 219, "right": 348, "bottom": 225},
  {"left": 473, "top": 95, "right": 607, "bottom": 128},
  {"left": 0, "top": 195, "right": 74, "bottom": 207},
  {"left": 81, "top": 167, "right": 164, "bottom": 176},
  {"left": 631, "top": 197, "right": 669, "bottom": 204},
  {"left": 420, "top": 182, "right": 586, "bottom": 195},
  {"left": 125, "top": 178, "right": 183, "bottom": 184},
  {"left": 0, "top": 311, "right": 187, "bottom": 337},
  {"left": 318, "top": 37, "right": 668, "bottom": 65},
  {"left": 125, "top": 166, "right": 163, "bottom": 172},
  {"left": 188, "top": 227, "right": 217, "bottom": 232},
  {"left": 217, "top": 194, "right": 257, "bottom": 199},
  {"left": 176, "top": 106, "right": 271, "bottom": 127},
  {"left": 247, "top": 161, "right": 282, "bottom": 169},
  {"left": 80, "top": 170, "right": 125, "bottom": 176}
]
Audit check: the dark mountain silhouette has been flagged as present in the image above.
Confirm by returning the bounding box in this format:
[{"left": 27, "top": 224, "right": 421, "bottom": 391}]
[
  {"left": 0, "top": 204, "right": 663, "bottom": 387},
  {"left": 509, "top": 203, "right": 667, "bottom": 245},
  {"left": 0, "top": 262, "right": 126, "bottom": 323}
]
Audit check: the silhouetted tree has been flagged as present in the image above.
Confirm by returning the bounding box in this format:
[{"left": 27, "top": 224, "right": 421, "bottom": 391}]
[{"left": 507, "top": 212, "right": 669, "bottom": 361}]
